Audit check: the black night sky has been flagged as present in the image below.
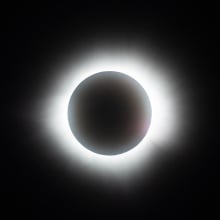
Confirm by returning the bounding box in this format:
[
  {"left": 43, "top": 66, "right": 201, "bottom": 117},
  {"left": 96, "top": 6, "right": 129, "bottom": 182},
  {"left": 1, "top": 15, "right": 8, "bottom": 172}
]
[{"left": 4, "top": 2, "right": 218, "bottom": 219}]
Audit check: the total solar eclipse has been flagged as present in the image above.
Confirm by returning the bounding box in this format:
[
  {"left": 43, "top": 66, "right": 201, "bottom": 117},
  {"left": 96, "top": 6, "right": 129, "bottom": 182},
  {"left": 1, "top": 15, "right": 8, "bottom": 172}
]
[
  {"left": 68, "top": 71, "right": 152, "bottom": 155},
  {"left": 42, "top": 49, "right": 183, "bottom": 178}
]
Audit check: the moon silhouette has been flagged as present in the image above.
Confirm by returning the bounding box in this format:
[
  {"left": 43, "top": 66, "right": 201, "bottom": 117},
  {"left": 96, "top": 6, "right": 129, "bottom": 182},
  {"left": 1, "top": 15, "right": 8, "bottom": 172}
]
[{"left": 68, "top": 71, "right": 151, "bottom": 155}]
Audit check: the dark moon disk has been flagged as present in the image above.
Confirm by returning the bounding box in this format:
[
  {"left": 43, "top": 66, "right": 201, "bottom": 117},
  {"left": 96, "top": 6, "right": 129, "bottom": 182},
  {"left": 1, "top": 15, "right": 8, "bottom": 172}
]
[{"left": 68, "top": 71, "right": 151, "bottom": 155}]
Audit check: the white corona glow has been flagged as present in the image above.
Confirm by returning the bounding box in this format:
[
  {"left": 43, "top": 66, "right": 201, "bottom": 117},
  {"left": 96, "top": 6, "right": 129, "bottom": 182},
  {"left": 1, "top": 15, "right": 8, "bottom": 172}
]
[{"left": 42, "top": 48, "right": 181, "bottom": 178}]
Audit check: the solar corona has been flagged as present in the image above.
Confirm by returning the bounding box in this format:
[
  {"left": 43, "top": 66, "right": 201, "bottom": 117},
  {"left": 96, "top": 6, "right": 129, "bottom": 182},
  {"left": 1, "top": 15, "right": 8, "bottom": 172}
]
[{"left": 42, "top": 50, "right": 181, "bottom": 178}]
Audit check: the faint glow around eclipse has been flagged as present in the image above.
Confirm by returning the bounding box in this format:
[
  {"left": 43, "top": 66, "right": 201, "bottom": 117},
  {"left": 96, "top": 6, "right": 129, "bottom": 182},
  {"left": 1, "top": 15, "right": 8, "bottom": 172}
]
[{"left": 43, "top": 49, "right": 181, "bottom": 178}]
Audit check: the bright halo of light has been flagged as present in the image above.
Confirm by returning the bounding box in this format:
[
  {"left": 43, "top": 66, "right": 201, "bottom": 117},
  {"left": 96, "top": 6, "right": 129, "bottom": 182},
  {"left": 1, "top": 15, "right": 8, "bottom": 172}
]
[{"left": 42, "top": 49, "right": 181, "bottom": 178}]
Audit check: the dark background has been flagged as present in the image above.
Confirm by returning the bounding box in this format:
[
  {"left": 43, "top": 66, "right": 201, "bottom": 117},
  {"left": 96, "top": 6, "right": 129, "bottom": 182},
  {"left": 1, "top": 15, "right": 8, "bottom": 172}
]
[{"left": 5, "top": 2, "right": 218, "bottom": 219}]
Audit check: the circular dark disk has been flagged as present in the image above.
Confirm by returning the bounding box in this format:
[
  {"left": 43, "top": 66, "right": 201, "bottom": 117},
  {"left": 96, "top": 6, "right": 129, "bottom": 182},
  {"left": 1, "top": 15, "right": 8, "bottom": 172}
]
[{"left": 68, "top": 71, "right": 151, "bottom": 155}]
